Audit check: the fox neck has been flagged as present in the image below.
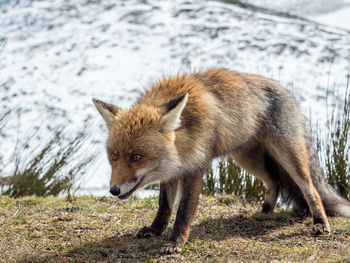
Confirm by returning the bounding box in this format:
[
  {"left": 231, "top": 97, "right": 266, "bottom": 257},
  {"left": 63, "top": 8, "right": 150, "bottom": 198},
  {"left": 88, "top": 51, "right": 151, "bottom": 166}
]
[{"left": 172, "top": 135, "right": 211, "bottom": 177}]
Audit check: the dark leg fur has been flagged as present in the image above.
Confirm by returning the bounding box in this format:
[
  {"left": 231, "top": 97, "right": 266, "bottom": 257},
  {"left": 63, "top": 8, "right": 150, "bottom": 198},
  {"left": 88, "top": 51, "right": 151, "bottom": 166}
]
[
  {"left": 262, "top": 202, "right": 271, "bottom": 213},
  {"left": 161, "top": 171, "right": 202, "bottom": 254},
  {"left": 137, "top": 180, "right": 179, "bottom": 238},
  {"left": 263, "top": 153, "right": 310, "bottom": 214}
]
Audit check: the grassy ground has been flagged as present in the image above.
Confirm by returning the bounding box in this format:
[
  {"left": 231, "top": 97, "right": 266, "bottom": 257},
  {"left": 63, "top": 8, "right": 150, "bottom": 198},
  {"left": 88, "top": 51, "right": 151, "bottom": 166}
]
[{"left": 1, "top": 195, "right": 349, "bottom": 263}]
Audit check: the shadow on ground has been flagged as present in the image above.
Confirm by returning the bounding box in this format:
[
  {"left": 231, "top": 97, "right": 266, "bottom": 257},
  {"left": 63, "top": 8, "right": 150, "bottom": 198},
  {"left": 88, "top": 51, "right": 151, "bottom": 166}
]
[
  {"left": 18, "top": 212, "right": 307, "bottom": 263},
  {"left": 190, "top": 211, "right": 307, "bottom": 240}
]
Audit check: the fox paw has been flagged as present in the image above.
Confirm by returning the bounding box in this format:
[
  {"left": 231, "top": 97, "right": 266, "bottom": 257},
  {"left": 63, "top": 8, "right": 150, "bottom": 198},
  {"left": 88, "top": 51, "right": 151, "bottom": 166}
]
[
  {"left": 160, "top": 242, "right": 182, "bottom": 254},
  {"left": 136, "top": 226, "right": 162, "bottom": 238},
  {"left": 261, "top": 202, "right": 274, "bottom": 214},
  {"left": 312, "top": 223, "right": 331, "bottom": 235}
]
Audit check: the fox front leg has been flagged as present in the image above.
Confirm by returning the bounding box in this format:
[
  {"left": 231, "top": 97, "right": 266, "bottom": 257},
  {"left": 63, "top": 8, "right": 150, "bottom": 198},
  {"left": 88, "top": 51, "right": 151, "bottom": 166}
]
[
  {"left": 160, "top": 171, "right": 202, "bottom": 254},
  {"left": 137, "top": 180, "right": 179, "bottom": 238}
]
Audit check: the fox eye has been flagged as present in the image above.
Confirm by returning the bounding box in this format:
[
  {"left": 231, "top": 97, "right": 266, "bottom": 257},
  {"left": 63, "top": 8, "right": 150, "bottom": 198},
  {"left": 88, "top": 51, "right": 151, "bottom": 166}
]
[
  {"left": 131, "top": 154, "right": 143, "bottom": 162},
  {"left": 111, "top": 153, "right": 117, "bottom": 162}
]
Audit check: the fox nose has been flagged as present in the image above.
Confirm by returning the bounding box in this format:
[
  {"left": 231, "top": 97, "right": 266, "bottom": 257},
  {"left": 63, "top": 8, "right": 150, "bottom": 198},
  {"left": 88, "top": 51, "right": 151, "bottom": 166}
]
[{"left": 109, "top": 186, "right": 120, "bottom": 196}]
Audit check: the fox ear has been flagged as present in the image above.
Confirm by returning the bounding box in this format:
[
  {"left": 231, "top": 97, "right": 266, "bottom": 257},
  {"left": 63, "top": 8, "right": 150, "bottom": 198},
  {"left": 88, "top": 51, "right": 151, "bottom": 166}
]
[
  {"left": 160, "top": 93, "right": 188, "bottom": 133},
  {"left": 92, "top": 98, "right": 121, "bottom": 129}
]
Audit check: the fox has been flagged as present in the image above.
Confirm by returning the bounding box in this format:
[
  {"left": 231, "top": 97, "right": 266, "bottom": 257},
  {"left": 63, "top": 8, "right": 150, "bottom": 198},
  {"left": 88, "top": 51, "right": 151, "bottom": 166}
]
[{"left": 92, "top": 68, "right": 350, "bottom": 253}]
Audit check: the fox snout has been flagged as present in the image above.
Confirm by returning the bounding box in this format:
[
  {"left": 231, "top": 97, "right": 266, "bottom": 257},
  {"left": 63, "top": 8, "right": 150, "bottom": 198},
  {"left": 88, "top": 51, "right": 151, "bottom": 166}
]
[{"left": 109, "top": 186, "right": 120, "bottom": 196}]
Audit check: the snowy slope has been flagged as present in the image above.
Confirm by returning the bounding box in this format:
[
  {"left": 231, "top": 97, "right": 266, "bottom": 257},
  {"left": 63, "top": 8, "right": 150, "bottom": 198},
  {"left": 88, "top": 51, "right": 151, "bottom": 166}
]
[
  {"left": 1, "top": 0, "right": 350, "bottom": 189},
  {"left": 240, "top": 0, "right": 350, "bottom": 30},
  {"left": 311, "top": 7, "right": 350, "bottom": 30}
]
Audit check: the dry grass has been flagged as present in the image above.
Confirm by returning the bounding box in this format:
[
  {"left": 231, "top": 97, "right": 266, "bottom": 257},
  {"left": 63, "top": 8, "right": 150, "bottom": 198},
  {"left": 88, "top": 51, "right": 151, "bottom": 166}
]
[{"left": 1, "top": 195, "right": 349, "bottom": 263}]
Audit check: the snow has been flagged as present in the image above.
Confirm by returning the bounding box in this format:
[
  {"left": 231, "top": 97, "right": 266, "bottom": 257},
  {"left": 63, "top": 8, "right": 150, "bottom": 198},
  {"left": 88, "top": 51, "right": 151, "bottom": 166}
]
[
  {"left": 0, "top": 0, "right": 350, "bottom": 194},
  {"left": 240, "top": 0, "right": 349, "bottom": 17},
  {"left": 241, "top": 0, "right": 350, "bottom": 30},
  {"left": 311, "top": 7, "right": 350, "bottom": 30}
]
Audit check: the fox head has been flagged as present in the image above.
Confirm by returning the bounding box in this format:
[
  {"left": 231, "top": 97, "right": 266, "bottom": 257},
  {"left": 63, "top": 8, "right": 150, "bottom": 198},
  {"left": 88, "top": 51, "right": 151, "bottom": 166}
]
[{"left": 92, "top": 94, "right": 188, "bottom": 199}]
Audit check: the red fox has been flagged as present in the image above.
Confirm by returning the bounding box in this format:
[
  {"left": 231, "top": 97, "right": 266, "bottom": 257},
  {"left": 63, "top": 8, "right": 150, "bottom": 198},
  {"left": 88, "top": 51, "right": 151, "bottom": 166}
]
[{"left": 93, "top": 68, "right": 350, "bottom": 253}]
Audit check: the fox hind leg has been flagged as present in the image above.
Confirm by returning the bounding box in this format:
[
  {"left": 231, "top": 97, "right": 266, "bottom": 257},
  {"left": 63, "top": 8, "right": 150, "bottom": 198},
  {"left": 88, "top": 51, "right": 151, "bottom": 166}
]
[
  {"left": 137, "top": 179, "right": 179, "bottom": 238},
  {"left": 268, "top": 140, "right": 330, "bottom": 233}
]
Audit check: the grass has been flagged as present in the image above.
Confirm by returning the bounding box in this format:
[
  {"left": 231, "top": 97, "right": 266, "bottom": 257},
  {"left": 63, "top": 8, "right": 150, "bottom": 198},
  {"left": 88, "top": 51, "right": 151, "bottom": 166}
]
[
  {"left": 318, "top": 82, "right": 350, "bottom": 200},
  {"left": 202, "top": 158, "right": 265, "bottom": 201},
  {"left": 3, "top": 127, "right": 95, "bottom": 198},
  {"left": 0, "top": 106, "right": 96, "bottom": 198},
  {"left": 1, "top": 195, "right": 349, "bottom": 263}
]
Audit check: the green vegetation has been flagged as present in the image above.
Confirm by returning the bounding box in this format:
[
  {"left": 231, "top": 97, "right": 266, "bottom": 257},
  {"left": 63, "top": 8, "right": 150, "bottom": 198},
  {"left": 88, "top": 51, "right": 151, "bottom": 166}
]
[
  {"left": 0, "top": 195, "right": 349, "bottom": 262},
  {"left": 202, "top": 157, "right": 265, "bottom": 201},
  {"left": 0, "top": 109, "right": 95, "bottom": 198},
  {"left": 4, "top": 129, "right": 94, "bottom": 198},
  {"left": 318, "top": 83, "right": 350, "bottom": 200}
]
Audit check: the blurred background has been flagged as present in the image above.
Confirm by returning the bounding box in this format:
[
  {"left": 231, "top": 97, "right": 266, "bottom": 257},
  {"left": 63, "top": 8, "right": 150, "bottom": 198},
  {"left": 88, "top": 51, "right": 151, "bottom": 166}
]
[{"left": 0, "top": 0, "right": 349, "bottom": 197}]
